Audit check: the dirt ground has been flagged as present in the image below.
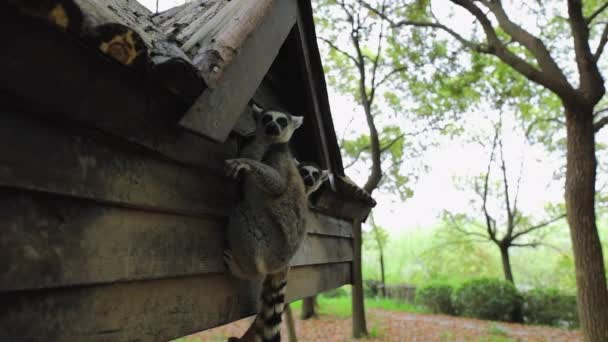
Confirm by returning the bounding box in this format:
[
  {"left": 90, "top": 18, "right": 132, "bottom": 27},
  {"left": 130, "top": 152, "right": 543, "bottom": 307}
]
[{"left": 184, "top": 309, "right": 582, "bottom": 342}]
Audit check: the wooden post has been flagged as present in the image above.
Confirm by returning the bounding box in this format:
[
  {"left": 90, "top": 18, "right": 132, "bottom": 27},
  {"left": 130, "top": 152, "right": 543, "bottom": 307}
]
[
  {"left": 351, "top": 216, "right": 368, "bottom": 338},
  {"left": 285, "top": 304, "right": 298, "bottom": 342}
]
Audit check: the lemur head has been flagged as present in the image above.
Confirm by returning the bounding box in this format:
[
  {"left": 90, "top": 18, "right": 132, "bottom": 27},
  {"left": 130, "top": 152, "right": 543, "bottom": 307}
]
[
  {"left": 295, "top": 160, "right": 330, "bottom": 196},
  {"left": 251, "top": 103, "right": 303, "bottom": 143}
]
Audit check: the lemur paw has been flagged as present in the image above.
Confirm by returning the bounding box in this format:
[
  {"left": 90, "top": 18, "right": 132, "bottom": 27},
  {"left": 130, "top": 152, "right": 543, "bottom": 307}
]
[{"left": 225, "top": 159, "right": 251, "bottom": 179}]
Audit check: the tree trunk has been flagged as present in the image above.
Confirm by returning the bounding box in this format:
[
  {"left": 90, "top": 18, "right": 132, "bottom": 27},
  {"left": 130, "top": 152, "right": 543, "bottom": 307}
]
[
  {"left": 499, "top": 245, "right": 522, "bottom": 323},
  {"left": 352, "top": 217, "right": 368, "bottom": 338},
  {"left": 379, "top": 247, "right": 386, "bottom": 297},
  {"left": 285, "top": 304, "right": 298, "bottom": 342},
  {"left": 300, "top": 296, "right": 317, "bottom": 320},
  {"left": 499, "top": 245, "right": 514, "bottom": 284},
  {"left": 565, "top": 108, "right": 608, "bottom": 342}
]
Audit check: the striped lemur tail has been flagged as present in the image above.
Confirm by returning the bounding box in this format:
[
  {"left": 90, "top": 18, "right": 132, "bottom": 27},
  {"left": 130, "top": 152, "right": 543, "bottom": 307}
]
[
  {"left": 234, "top": 269, "right": 288, "bottom": 342},
  {"left": 256, "top": 269, "right": 288, "bottom": 342}
]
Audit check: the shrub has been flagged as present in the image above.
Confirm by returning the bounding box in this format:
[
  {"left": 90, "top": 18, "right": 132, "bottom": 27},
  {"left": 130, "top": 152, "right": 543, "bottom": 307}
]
[
  {"left": 323, "top": 286, "right": 348, "bottom": 298},
  {"left": 522, "top": 288, "right": 578, "bottom": 328},
  {"left": 453, "top": 278, "right": 521, "bottom": 321},
  {"left": 364, "top": 280, "right": 382, "bottom": 298},
  {"left": 416, "top": 283, "right": 455, "bottom": 314}
]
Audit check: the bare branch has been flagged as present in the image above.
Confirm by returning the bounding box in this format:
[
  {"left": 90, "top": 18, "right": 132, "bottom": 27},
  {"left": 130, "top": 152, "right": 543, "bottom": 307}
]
[
  {"left": 593, "top": 23, "right": 608, "bottom": 60},
  {"left": 376, "top": 66, "right": 408, "bottom": 88},
  {"left": 587, "top": 2, "right": 608, "bottom": 24},
  {"left": 594, "top": 115, "right": 608, "bottom": 132},
  {"left": 446, "top": 213, "right": 491, "bottom": 240},
  {"left": 482, "top": 125, "right": 500, "bottom": 241},
  {"left": 379, "top": 133, "right": 405, "bottom": 153},
  {"left": 525, "top": 116, "right": 565, "bottom": 138},
  {"left": 359, "top": 0, "right": 487, "bottom": 52},
  {"left": 511, "top": 214, "right": 567, "bottom": 240},
  {"left": 318, "top": 37, "right": 359, "bottom": 66},
  {"left": 511, "top": 242, "right": 541, "bottom": 248}
]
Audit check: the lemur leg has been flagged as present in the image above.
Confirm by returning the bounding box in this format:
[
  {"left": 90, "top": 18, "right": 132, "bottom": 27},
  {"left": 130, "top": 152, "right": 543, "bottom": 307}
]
[
  {"left": 224, "top": 250, "right": 251, "bottom": 280},
  {"left": 225, "top": 158, "right": 287, "bottom": 195}
]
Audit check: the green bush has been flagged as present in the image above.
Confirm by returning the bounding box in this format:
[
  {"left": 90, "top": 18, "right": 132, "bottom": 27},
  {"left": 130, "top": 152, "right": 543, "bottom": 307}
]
[
  {"left": 323, "top": 286, "right": 348, "bottom": 298},
  {"left": 453, "top": 278, "right": 521, "bottom": 321},
  {"left": 522, "top": 288, "right": 578, "bottom": 328},
  {"left": 364, "top": 280, "right": 382, "bottom": 298},
  {"left": 416, "top": 283, "right": 455, "bottom": 314}
]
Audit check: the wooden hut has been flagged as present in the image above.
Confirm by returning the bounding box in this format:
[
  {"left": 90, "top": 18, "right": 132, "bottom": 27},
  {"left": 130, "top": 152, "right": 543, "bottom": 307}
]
[{"left": 0, "top": 0, "right": 375, "bottom": 341}]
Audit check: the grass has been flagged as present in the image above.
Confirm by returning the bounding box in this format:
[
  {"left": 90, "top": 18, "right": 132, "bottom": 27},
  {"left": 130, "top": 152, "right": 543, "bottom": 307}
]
[{"left": 289, "top": 295, "right": 427, "bottom": 318}]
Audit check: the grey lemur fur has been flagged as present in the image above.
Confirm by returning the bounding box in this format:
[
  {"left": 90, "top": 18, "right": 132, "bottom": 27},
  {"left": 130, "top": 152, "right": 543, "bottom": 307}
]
[
  {"left": 229, "top": 157, "right": 330, "bottom": 342},
  {"left": 224, "top": 103, "right": 307, "bottom": 342},
  {"left": 295, "top": 160, "right": 330, "bottom": 197}
]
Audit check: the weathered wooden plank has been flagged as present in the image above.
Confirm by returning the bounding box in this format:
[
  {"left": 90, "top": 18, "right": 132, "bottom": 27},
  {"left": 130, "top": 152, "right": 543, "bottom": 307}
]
[
  {"left": 0, "top": 190, "right": 351, "bottom": 291},
  {"left": 0, "top": 191, "right": 224, "bottom": 291},
  {"left": 0, "top": 263, "right": 351, "bottom": 342},
  {"left": 286, "top": 263, "right": 352, "bottom": 301},
  {"left": 0, "top": 113, "right": 236, "bottom": 217},
  {"left": 308, "top": 211, "right": 353, "bottom": 238},
  {"left": 179, "top": 0, "right": 297, "bottom": 142},
  {"left": 291, "top": 235, "right": 352, "bottom": 267}
]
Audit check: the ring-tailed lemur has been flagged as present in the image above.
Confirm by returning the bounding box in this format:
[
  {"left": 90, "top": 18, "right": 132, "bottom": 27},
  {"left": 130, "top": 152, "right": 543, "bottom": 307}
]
[
  {"left": 224, "top": 103, "right": 307, "bottom": 342},
  {"left": 295, "top": 160, "right": 330, "bottom": 197},
  {"left": 230, "top": 159, "right": 330, "bottom": 342}
]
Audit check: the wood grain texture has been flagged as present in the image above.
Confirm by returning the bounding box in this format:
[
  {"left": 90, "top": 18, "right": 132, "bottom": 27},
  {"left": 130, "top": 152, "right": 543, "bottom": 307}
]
[
  {"left": 179, "top": 0, "right": 297, "bottom": 142},
  {"left": 0, "top": 113, "right": 235, "bottom": 217},
  {"left": 0, "top": 263, "right": 351, "bottom": 342},
  {"left": 0, "top": 190, "right": 352, "bottom": 291}
]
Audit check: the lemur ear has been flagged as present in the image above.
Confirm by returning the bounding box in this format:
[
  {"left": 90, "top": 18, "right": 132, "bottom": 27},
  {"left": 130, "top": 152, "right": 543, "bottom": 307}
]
[
  {"left": 320, "top": 170, "right": 330, "bottom": 182},
  {"left": 251, "top": 103, "right": 264, "bottom": 120},
  {"left": 292, "top": 116, "right": 304, "bottom": 129}
]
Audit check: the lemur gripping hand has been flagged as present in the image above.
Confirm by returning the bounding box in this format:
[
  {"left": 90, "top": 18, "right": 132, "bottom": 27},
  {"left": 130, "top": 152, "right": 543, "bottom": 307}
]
[{"left": 225, "top": 158, "right": 252, "bottom": 179}]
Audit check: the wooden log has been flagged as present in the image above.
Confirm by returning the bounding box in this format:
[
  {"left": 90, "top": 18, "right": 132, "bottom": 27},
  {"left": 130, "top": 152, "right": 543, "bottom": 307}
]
[
  {"left": 0, "top": 263, "right": 351, "bottom": 342},
  {"left": 185, "top": 0, "right": 273, "bottom": 88},
  {"left": 0, "top": 113, "right": 236, "bottom": 217},
  {"left": 179, "top": 0, "right": 298, "bottom": 142},
  {"left": 0, "top": 190, "right": 351, "bottom": 291},
  {"left": 149, "top": 40, "right": 206, "bottom": 101},
  {"left": 0, "top": 14, "right": 237, "bottom": 174},
  {"left": 7, "top": 0, "right": 83, "bottom": 33}
]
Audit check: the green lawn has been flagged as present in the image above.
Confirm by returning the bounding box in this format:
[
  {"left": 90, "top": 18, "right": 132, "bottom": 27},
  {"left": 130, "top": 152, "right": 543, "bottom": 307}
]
[{"left": 289, "top": 295, "right": 427, "bottom": 318}]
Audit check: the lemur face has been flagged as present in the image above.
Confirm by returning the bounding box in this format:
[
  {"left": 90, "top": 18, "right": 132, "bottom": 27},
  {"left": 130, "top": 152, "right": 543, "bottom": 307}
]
[
  {"left": 251, "top": 104, "right": 303, "bottom": 143},
  {"left": 297, "top": 162, "right": 330, "bottom": 196}
]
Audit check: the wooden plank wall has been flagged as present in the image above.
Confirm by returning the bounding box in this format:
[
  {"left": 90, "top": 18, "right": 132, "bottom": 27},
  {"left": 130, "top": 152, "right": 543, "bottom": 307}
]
[{"left": 0, "top": 13, "right": 353, "bottom": 342}]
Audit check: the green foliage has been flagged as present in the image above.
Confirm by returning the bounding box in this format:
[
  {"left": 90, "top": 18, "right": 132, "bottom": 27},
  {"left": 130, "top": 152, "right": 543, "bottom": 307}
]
[
  {"left": 453, "top": 278, "right": 521, "bottom": 321},
  {"left": 291, "top": 295, "right": 425, "bottom": 318},
  {"left": 522, "top": 288, "right": 579, "bottom": 328},
  {"left": 416, "top": 283, "right": 455, "bottom": 314},
  {"left": 323, "top": 286, "right": 348, "bottom": 298}
]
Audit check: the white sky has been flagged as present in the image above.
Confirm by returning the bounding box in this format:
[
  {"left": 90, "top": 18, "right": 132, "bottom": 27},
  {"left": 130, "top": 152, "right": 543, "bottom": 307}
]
[{"left": 135, "top": 0, "right": 603, "bottom": 234}]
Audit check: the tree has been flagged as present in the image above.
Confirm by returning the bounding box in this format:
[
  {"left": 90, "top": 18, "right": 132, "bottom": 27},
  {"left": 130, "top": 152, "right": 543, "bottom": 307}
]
[
  {"left": 445, "top": 112, "right": 565, "bottom": 321},
  {"left": 448, "top": 115, "right": 565, "bottom": 285},
  {"left": 315, "top": 0, "right": 470, "bottom": 334},
  {"left": 364, "top": 215, "right": 389, "bottom": 297},
  {"left": 300, "top": 296, "right": 318, "bottom": 320},
  {"left": 360, "top": 1, "right": 608, "bottom": 339}
]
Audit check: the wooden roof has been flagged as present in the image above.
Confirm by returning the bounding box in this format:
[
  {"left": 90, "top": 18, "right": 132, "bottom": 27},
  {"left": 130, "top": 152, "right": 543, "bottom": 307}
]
[{"left": 4, "top": 0, "right": 374, "bottom": 210}]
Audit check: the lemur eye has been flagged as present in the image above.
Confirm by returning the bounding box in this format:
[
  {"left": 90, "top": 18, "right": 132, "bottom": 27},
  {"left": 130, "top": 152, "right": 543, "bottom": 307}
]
[
  {"left": 276, "top": 117, "right": 288, "bottom": 128},
  {"left": 312, "top": 171, "right": 320, "bottom": 179},
  {"left": 299, "top": 169, "right": 307, "bottom": 177},
  {"left": 262, "top": 115, "right": 272, "bottom": 124}
]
